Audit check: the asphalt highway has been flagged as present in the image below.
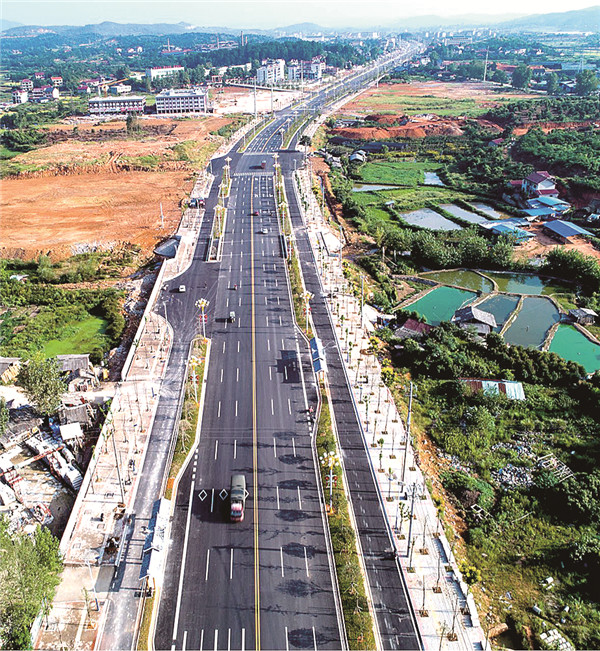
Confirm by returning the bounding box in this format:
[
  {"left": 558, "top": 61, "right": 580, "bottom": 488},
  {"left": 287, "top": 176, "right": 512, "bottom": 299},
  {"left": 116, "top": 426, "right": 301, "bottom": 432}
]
[{"left": 100, "top": 43, "right": 423, "bottom": 651}]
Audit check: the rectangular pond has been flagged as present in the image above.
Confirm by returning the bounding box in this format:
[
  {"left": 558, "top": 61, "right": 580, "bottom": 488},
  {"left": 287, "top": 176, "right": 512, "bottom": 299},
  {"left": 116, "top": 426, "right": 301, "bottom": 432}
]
[
  {"left": 503, "top": 296, "right": 560, "bottom": 349},
  {"left": 549, "top": 324, "right": 600, "bottom": 374},
  {"left": 420, "top": 270, "right": 494, "bottom": 293},
  {"left": 467, "top": 202, "right": 507, "bottom": 220},
  {"left": 402, "top": 286, "right": 477, "bottom": 325},
  {"left": 424, "top": 172, "right": 445, "bottom": 186},
  {"left": 401, "top": 208, "right": 463, "bottom": 232},
  {"left": 439, "top": 204, "right": 491, "bottom": 225},
  {"left": 482, "top": 271, "right": 572, "bottom": 296},
  {"left": 477, "top": 295, "right": 520, "bottom": 332}
]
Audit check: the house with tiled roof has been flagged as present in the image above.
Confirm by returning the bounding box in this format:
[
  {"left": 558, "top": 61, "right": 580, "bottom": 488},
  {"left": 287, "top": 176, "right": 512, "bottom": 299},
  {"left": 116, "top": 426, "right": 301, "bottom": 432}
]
[
  {"left": 453, "top": 306, "right": 497, "bottom": 335},
  {"left": 523, "top": 171, "right": 559, "bottom": 199}
]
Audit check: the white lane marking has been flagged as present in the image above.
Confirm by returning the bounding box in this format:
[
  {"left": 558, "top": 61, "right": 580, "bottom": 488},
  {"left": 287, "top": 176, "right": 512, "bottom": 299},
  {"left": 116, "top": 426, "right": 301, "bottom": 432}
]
[
  {"left": 171, "top": 645, "right": 175, "bottom": 651},
  {"left": 292, "top": 438, "right": 296, "bottom": 457},
  {"left": 236, "top": 367, "right": 239, "bottom": 382},
  {"left": 266, "top": 316, "right": 269, "bottom": 327},
  {"left": 277, "top": 296, "right": 280, "bottom": 305},
  {"left": 281, "top": 338, "right": 285, "bottom": 350},
  {"left": 214, "top": 440, "right": 218, "bottom": 460},
  {"left": 284, "top": 366, "right": 288, "bottom": 381},
  {"left": 276, "top": 486, "right": 280, "bottom": 509},
  {"left": 205, "top": 549, "right": 210, "bottom": 581},
  {"left": 241, "top": 629, "right": 245, "bottom": 651},
  {"left": 226, "top": 297, "right": 229, "bottom": 307},
  {"left": 238, "top": 317, "right": 241, "bottom": 328},
  {"left": 230, "top": 548, "right": 234, "bottom": 580},
  {"left": 182, "top": 631, "right": 188, "bottom": 651},
  {"left": 235, "top": 401, "right": 238, "bottom": 417},
  {"left": 269, "top": 366, "right": 272, "bottom": 381},
  {"left": 273, "top": 263, "right": 277, "bottom": 271},
  {"left": 304, "top": 546, "right": 310, "bottom": 577},
  {"left": 228, "top": 629, "right": 231, "bottom": 651},
  {"left": 264, "top": 279, "right": 266, "bottom": 287},
  {"left": 267, "top": 339, "right": 270, "bottom": 351},
  {"left": 217, "top": 402, "right": 221, "bottom": 418},
  {"left": 280, "top": 547, "right": 285, "bottom": 577},
  {"left": 239, "top": 297, "right": 242, "bottom": 307},
  {"left": 265, "top": 296, "right": 268, "bottom": 305},
  {"left": 171, "top": 479, "right": 195, "bottom": 640},
  {"left": 297, "top": 487, "right": 302, "bottom": 510},
  {"left": 271, "top": 399, "right": 274, "bottom": 416},
  {"left": 234, "top": 439, "right": 237, "bottom": 459},
  {"left": 200, "top": 630, "right": 204, "bottom": 651},
  {"left": 220, "top": 368, "right": 223, "bottom": 383},
  {"left": 214, "top": 629, "right": 218, "bottom": 651},
  {"left": 312, "top": 626, "right": 317, "bottom": 651},
  {"left": 237, "top": 341, "right": 240, "bottom": 353},
  {"left": 285, "top": 627, "right": 289, "bottom": 651},
  {"left": 279, "top": 315, "right": 282, "bottom": 326},
  {"left": 288, "top": 398, "right": 292, "bottom": 415},
  {"left": 222, "top": 342, "right": 226, "bottom": 354},
  {"left": 273, "top": 438, "right": 277, "bottom": 458},
  {"left": 275, "top": 278, "right": 278, "bottom": 288}
]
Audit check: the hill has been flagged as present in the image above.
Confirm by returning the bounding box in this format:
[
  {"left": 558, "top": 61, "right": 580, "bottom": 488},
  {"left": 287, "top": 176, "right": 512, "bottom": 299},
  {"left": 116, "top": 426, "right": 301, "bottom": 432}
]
[{"left": 502, "top": 5, "right": 600, "bottom": 31}]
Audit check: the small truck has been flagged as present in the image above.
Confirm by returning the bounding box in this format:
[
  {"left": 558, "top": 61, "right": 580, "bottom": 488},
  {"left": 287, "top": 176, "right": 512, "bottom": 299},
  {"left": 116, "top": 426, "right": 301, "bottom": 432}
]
[{"left": 230, "top": 474, "right": 246, "bottom": 522}]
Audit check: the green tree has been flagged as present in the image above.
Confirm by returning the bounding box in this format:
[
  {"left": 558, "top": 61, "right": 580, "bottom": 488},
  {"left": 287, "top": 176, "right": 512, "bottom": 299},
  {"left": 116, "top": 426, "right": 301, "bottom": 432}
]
[
  {"left": 575, "top": 69, "right": 599, "bottom": 96},
  {"left": 0, "top": 398, "right": 8, "bottom": 439},
  {"left": 17, "top": 356, "right": 67, "bottom": 416},
  {"left": 546, "top": 71, "right": 559, "bottom": 95},
  {"left": 492, "top": 69, "right": 509, "bottom": 85},
  {"left": 512, "top": 64, "right": 532, "bottom": 89},
  {"left": 126, "top": 114, "right": 141, "bottom": 135}
]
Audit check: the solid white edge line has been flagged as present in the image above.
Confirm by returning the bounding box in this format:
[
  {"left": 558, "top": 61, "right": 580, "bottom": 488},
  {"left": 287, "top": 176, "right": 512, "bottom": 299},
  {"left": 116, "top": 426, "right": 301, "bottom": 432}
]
[{"left": 171, "top": 479, "right": 195, "bottom": 641}]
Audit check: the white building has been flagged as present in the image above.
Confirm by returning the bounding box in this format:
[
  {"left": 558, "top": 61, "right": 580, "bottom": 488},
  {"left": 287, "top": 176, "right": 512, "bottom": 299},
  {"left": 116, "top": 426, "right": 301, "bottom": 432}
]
[
  {"left": 155, "top": 87, "right": 210, "bottom": 114},
  {"left": 110, "top": 83, "right": 132, "bottom": 95},
  {"left": 20, "top": 78, "right": 33, "bottom": 91},
  {"left": 89, "top": 95, "right": 146, "bottom": 115},
  {"left": 256, "top": 59, "right": 285, "bottom": 85},
  {"left": 287, "top": 58, "right": 324, "bottom": 81},
  {"left": 145, "top": 65, "right": 184, "bottom": 80},
  {"left": 12, "top": 89, "right": 28, "bottom": 104},
  {"left": 30, "top": 86, "right": 60, "bottom": 103}
]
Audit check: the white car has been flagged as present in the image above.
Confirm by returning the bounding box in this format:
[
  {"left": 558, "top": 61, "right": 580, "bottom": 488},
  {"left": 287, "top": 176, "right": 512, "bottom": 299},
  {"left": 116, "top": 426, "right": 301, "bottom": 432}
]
[
  {"left": 261, "top": 227, "right": 269, "bottom": 234},
  {"left": 178, "top": 285, "right": 186, "bottom": 293}
]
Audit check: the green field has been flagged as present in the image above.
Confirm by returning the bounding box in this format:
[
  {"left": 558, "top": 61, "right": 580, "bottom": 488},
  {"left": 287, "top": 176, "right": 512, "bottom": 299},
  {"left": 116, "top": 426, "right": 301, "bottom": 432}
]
[
  {"left": 357, "top": 159, "right": 442, "bottom": 186},
  {"left": 353, "top": 94, "right": 488, "bottom": 117},
  {"left": 41, "top": 316, "right": 108, "bottom": 357},
  {"left": 353, "top": 185, "right": 475, "bottom": 213}
]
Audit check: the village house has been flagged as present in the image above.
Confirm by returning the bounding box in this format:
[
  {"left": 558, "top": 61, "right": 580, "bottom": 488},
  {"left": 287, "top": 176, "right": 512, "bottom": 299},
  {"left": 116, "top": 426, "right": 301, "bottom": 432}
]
[
  {"left": 453, "top": 306, "right": 497, "bottom": 335},
  {"left": 522, "top": 171, "right": 559, "bottom": 199},
  {"left": 11, "top": 89, "right": 28, "bottom": 104},
  {"left": 50, "top": 76, "right": 63, "bottom": 87},
  {"left": 393, "top": 318, "right": 434, "bottom": 340},
  {"left": 34, "top": 71, "right": 45, "bottom": 80},
  {"left": 569, "top": 308, "right": 597, "bottom": 325},
  {"left": 20, "top": 78, "right": 33, "bottom": 91}
]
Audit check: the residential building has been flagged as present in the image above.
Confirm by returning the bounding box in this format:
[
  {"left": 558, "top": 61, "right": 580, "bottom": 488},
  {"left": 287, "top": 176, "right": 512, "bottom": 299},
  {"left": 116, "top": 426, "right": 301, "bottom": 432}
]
[
  {"left": 88, "top": 95, "right": 146, "bottom": 115},
  {"left": 155, "top": 87, "right": 210, "bottom": 114},
  {"left": 256, "top": 59, "right": 285, "bottom": 85},
  {"left": 77, "top": 84, "right": 91, "bottom": 95},
  {"left": 145, "top": 65, "right": 184, "bottom": 81},
  {"left": 542, "top": 220, "right": 593, "bottom": 244},
  {"left": 287, "top": 58, "right": 325, "bottom": 81},
  {"left": 393, "top": 318, "right": 434, "bottom": 340},
  {"left": 12, "top": 89, "right": 28, "bottom": 104},
  {"left": 50, "top": 76, "right": 63, "bottom": 87},
  {"left": 569, "top": 308, "right": 597, "bottom": 325},
  {"left": 20, "top": 78, "right": 33, "bottom": 91},
  {"left": 30, "top": 86, "right": 60, "bottom": 103},
  {"left": 34, "top": 71, "right": 45, "bottom": 80},
  {"left": 523, "top": 170, "right": 559, "bottom": 198},
  {"left": 110, "top": 83, "right": 132, "bottom": 95}
]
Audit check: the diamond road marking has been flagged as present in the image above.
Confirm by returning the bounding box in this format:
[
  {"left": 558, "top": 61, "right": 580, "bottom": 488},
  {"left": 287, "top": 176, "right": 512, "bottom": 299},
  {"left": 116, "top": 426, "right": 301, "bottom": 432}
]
[
  {"left": 198, "top": 490, "right": 208, "bottom": 501},
  {"left": 220, "top": 489, "right": 229, "bottom": 501}
]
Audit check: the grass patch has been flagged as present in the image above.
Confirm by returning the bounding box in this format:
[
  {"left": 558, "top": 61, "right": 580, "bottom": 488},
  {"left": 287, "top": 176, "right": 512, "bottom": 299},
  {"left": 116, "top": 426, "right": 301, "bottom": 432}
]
[
  {"left": 41, "top": 316, "right": 108, "bottom": 357},
  {"left": 136, "top": 593, "right": 155, "bottom": 651},
  {"left": 353, "top": 93, "right": 486, "bottom": 117},
  {"left": 317, "top": 388, "right": 376, "bottom": 649},
  {"left": 164, "top": 338, "right": 207, "bottom": 500},
  {"left": 357, "top": 160, "right": 442, "bottom": 187},
  {"left": 169, "top": 139, "right": 221, "bottom": 169},
  {"left": 287, "top": 246, "right": 313, "bottom": 339}
]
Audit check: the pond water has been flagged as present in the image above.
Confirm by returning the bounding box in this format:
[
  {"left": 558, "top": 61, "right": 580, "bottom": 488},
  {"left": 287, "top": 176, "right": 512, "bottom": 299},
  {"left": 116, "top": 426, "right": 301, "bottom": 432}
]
[
  {"left": 402, "top": 286, "right": 476, "bottom": 325},
  {"left": 424, "top": 172, "right": 444, "bottom": 186},
  {"left": 549, "top": 324, "right": 600, "bottom": 373},
  {"left": 353, "top": 183, "right": 399, "bottom": 192},
  {"left": 477, "top": 294, "right": 521, "bottom": 331},
  {"left": 401, "top": 208, "right": 463, "bottom": 232},
  {"left": 421, "top": 270, "right": 494, "bottom": 293},
  {"left": 467, "top": 202, "right": 507, "bottom": 220},
  {"left": 503, "top": 297, "right": 560, "bottom": 349},
  {"left": 439, "top": 204, "right": 490, "bottom": 225},
  {"left": 482, "top": 271, "right": 571, "bottom": 296}
]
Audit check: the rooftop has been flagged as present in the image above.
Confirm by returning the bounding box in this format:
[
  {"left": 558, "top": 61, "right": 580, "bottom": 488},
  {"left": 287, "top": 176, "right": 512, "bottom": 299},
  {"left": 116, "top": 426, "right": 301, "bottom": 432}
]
[{"left": 543, "top": 220, "right": 592, "bottom": 239}]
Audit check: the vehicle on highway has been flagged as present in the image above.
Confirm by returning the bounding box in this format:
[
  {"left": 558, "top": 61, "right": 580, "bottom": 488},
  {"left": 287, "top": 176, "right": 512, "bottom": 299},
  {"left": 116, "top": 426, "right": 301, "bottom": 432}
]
[
  {"left": 178, "top": 285, "right": 186, "bottom": 293},
  {"left": 230, "top": 474, "right": 246, "bottom": 522},
  {"left": 228, "top": 311, "right": 236, "bottom": 323},
  {"left": 282, "top": 349, "right": 299, "bottom": 373},
  {"left": 261, "top": 227, "right": 269, "bottom": 234},
  {"left": 252, "top": 210, "right": 259, "bottom": 216},
  {"left": 260, "top": 160, "right": 267, "bottom": 169}
]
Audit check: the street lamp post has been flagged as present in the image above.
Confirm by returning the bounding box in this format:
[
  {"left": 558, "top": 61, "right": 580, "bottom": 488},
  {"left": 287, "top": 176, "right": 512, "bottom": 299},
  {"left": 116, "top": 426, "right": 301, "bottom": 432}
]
[
  {"left": 320, "top": 450, "right": 339, "bottom": 511},
  {"left": 195, "top": 298, "right": 209, "bottom": 339}
]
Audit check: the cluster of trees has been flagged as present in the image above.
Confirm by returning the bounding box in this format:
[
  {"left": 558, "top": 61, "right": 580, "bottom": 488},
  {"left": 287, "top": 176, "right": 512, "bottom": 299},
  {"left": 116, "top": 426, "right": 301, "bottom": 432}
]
[
  {"left": 484, "top": 97, "right": 600, "bottom": 127},
  {"left": 1, "top": 128, "right": 46, "bottom": 153},
  {"left": 0, "top": 100, "right": 87, "bottom": 131},
  {"left": 543, "top": 247, "right": 600, "bottom": 295},
  {"left": 0, "top": 517, "right": 62, "bottom": 649},
  {"left": 512, "top": 126, "right": 600, "bottom": 191}
]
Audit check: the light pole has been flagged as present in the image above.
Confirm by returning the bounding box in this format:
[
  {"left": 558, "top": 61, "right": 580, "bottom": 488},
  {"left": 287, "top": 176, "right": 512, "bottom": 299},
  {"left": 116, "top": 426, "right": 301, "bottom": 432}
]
[
  {"left": 304, "top": 291, "right": 314, "bottom": 333},
  {"left": 196, "top": 298, "right": 209, "bottom": 339},
  {"left": 319, "top": 450, "right": 339, "bottom": 511}
]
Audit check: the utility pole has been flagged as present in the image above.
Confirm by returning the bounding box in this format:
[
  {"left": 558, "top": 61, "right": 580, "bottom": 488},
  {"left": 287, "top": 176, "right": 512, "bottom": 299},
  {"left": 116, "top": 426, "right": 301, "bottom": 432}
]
[
  {"left": 483, "top": 47, "right": 489, "bottom": 82},
  {"left": 407, "top": 483, "right": 416, "bottom": 556},
  {"left": 360, "top": 275, "right": 364, "bottom": 329},
  {"left": 111, "top": 427, "right": 125, "bottom": 504},
  {"left": 401, "top": 381, "right": 414, "bottom": 487},
  {"left": 253, "top": 79, "right": 257, "bottom": 119}
]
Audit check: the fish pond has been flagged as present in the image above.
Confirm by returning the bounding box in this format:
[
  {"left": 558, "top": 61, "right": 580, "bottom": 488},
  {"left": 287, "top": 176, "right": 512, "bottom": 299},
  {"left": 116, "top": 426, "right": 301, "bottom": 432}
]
[
  {"left": 439, "top": 204, "right": 490, "bottom": 225},
  {"left": 482, "top": 271, "right": 572, "bottom": 296},
  {"left": 549, "top": 325, "right": 600, "bottom": 373},
  {"left": 403, "top": 286, "right": 476, "bottom": 325},
  {"left": 503, "top": 297, "right": 560, "bottom": 349},
  {"left": 421, "top": 270, "right": 494, "bottom": 293},
  {"left": 477, "top": 295, "right": 521, "bottom": 331},
  {"left": 401, "top": 208, "right": 462, "bottom": 232}
]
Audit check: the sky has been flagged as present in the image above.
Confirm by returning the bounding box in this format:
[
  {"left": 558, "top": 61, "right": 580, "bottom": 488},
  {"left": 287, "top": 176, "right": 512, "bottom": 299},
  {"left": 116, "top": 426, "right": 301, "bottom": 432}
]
[{"left": 2, "top": 0, "right": 598, "bottom": 28}]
